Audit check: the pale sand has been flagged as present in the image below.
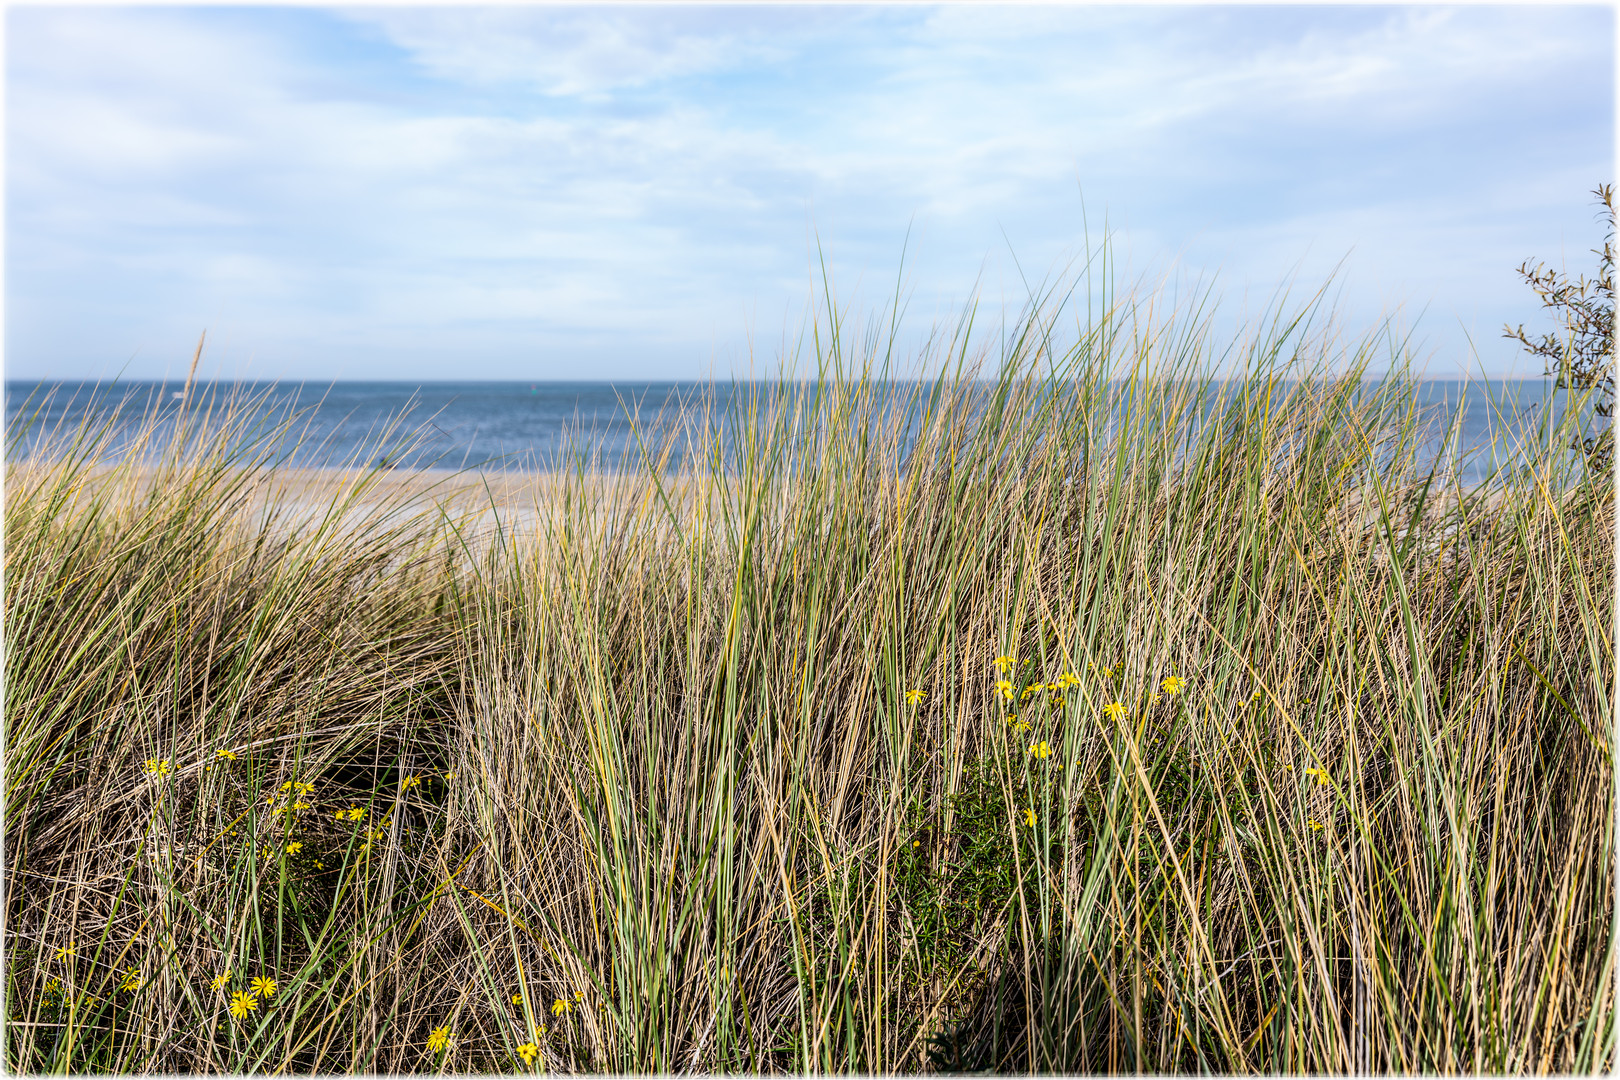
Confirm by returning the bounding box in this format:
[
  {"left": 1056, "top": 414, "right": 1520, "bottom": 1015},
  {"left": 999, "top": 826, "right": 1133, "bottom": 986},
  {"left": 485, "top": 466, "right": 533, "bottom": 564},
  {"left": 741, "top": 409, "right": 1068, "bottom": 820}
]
[{"left": 4, "top": 463, "right": 704, "bottom": 551}]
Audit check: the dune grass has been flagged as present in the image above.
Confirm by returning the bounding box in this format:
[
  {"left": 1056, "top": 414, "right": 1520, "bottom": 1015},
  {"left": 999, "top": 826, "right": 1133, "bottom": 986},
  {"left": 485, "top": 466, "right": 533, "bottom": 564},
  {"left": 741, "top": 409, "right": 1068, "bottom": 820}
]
[{"left": 4, "top": 272, "right": 1613, "bottom": 1074}]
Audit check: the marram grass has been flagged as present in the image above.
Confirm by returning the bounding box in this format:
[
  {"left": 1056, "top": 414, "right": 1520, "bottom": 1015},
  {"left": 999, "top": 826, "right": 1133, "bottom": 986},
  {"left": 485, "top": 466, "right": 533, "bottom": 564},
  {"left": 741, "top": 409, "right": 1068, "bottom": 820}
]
[{"left": 4, "top": 277, "right": 1613, "bottom": 1075}]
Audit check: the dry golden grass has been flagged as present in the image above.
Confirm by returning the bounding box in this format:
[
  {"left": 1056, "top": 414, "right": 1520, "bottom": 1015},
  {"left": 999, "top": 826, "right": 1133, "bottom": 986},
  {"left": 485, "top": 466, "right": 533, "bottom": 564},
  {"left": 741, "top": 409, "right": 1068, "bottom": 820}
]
[{"left": 5, "top": 280, "right": 1613, "bottom": 1074}]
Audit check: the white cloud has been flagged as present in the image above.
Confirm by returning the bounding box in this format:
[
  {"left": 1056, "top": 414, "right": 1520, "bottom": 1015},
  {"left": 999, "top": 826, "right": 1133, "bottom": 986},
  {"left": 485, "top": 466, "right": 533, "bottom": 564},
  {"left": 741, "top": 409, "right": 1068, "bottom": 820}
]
[
  {"left": 5, "top": 5, "right": 1611, "bottom": 381},
  {"left": 338, "top": 6, "right": 817, "bottom": 97}
]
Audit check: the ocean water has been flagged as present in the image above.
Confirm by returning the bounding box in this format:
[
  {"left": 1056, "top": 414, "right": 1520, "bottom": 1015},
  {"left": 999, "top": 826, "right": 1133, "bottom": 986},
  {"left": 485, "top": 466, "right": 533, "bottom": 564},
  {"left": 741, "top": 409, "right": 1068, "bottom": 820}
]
[{"left": 3, "top": 377, "right": 1605, "bottom": 485}]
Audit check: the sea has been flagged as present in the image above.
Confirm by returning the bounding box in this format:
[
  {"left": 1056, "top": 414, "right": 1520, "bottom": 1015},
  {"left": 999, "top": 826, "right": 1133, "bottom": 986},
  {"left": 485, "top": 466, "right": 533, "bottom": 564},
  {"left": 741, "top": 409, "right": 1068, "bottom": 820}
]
[{"left": 2, "top": 378, "right": 1607, "bottom": 486}]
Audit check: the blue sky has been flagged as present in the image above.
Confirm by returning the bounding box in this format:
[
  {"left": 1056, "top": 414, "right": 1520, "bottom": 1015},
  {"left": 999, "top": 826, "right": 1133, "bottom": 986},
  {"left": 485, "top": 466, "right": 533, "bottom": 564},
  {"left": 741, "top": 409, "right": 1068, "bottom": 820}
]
[{"left": 6, "top": 4, "right": 1614, "bottom": 382}]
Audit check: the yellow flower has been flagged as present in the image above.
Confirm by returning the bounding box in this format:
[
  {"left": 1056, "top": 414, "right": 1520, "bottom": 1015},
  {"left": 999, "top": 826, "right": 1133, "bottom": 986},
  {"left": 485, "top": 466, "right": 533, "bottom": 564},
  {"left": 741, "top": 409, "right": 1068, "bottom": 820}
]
[
  {"left": 54, "top": 944, "right": 74, "bottom": 961},
  {"left": 285, "top": 842, "right": 302, "bottom": 855},
  {"left": 1022, "top": 808, "right": 1036, "bottom": 827},
  {"left": 295, "top": 782, "right": 314, "bottom": 794},
  {"left": 1308, "top": 818, "right": 1325, "bottom": 832},
  {"left": 402, "top": 775, "right": 422, "bottom": 790},
  {"left": 995, "top": 680, "right": 1015, "bottom": 701},
  {"left": 516, "top": 1042, "right": 539, "bottom": 1066},
  {"left": 141, "top": 759, "right": 172, "bottom": 778},
  {"left": 1304, "top": 767, "right": 1330, "bottom": 787},
  {"left": 228, "top": 991, "right": 256, "bottom": 1019},
  {"left": 342, "top": 807, "right": 366, "bottom": 821},
  {"left": 573, "top": 990, "right": 584, "bottom": 1002},
  {"left": 1103, "top": 701, "right": 1127, "bottom": 722},
  {"left": 250, "top": 976, "right": 276, "bottom": 999},
  {"left": 1148, "top": 693, "right": 1163, "bottom": 707},
  {"left": 1028, "top": 741, "right": 1052, "bottom": 759},
  {"left": 1160, "top": 675, "right": 1187, "bottom": 695},
  {"left": 1012, "top": 719, "right": 1031, "bottom": 733},
  {"left": 443, "top": 771, "right": 455, "bottom": 781},
  {"left": 551, "top": 998, "right": 572, "bottom": 1017},
  {"left": 280, "top": 781, "right": 293, "bottom": 791},
  {"left": 216, "top": 749, "right": 237, "bottom": 761},
  {"left": 121, "top": 969, "right": 142, "bottom": 992},
  {"left": 512, "top": 992, "right": 524, "bottom": 1005},
  {"left": 1057, "top": 672, "right": 1080, "bottom": 688},
  {"left": 427, "top": 1025, "right": 453, "bottom": 1053},
  {"left": 292, "top": 802, "right": 311, "bottom": 811},
  {"left": 211, "top": 970, "right": 231, "bottom": 991},
  {"left": 904, "top": 688, "right": 925, "bottom": 706},
  {"left": 993, "top": 656, "right": 1016, "bottom": 673}
]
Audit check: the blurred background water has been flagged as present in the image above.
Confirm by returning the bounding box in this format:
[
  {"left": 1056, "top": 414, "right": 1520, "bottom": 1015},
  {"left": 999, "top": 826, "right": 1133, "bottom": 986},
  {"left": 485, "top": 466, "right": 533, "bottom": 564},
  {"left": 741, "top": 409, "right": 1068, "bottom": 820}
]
[{"left": 3, "top": 378, "right": 1604, "bottom": 486}]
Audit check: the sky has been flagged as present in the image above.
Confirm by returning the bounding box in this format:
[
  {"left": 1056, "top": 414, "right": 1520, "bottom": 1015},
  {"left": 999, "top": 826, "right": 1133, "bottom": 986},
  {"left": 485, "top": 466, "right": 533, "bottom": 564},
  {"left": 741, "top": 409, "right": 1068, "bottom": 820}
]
[{"left": 5, "top": 3, "right": 1615, "bottom": 383}]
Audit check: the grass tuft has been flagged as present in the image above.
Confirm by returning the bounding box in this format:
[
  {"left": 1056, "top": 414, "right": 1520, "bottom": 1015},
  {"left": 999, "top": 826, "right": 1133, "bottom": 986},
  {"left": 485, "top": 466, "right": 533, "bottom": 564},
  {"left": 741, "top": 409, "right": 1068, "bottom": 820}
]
[{"left": 6, "top": 267, "right": 1612, "bottom": 1073}]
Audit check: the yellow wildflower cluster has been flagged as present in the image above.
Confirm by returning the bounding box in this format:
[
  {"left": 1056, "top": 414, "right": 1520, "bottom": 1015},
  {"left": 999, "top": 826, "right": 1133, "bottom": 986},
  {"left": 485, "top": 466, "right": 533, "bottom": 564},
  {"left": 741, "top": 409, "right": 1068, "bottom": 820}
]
[
  {"left": 1304, "top": 767, "right": 1330, "bottom": 787},
  {"left": 141, "top": 759, "right": 172, "bottom": 779},
  {"left": 516, "top": 1042, "right": 539, "bottom": 1066},
  {"left": 336, "top": 807, "right": 366, "bottom": 821},
  {"left": 225, "top": 973, "right": 275, "bottom": 1018}
]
